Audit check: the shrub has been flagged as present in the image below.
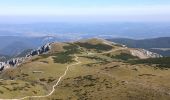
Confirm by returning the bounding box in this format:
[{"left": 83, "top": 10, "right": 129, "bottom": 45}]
[
  {"left": 40, "top": 44, "right": 80, "bottom": 64},
  {"left": 129, "top": 57, "right": 170, "bottom": 69},
  {"left": 39, "top": 78, "right": 46, "bottom": 82},
  {"left": 110, "top": 53, "right": 138, "bottom": 61},
  {"left": 0, "top": 90, "right": 3, "bottom": 94},
  {"left": 80, "top": 56, "right": 108, "bottom": 62},
  {"left": 63, "top": 43, "right": 81, "bottom": 54},
  {"left": 52, "top": 52, "right": 74, "bottom": 64}
]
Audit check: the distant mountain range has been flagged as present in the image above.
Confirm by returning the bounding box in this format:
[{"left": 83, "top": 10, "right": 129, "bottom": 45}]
[
  {"left": 0, "top": 54, "right": 10, "bottom": 62},
  {"left": 107, "top": 37, "right": 170, "bottom": 56},
  {"left": 0, "top": 22, "right": 170, "bottom": 38}
]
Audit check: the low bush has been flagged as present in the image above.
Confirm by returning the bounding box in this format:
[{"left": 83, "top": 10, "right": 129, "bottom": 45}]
[
  {"left": 76, "top": 42, "right": 112, "bottom": 51},
  {"left": 129, "top": 57, "right": 170, "bottom": 69},
  {"left": 52, "top": 52, "right": 74, "bottom": 64},
  {"left": 109, "top": 53, "right": 139, "bottom": 61}
]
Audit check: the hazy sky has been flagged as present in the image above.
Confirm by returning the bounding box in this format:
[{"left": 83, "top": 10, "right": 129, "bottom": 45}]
[{"left": 0, "top": 0, "right": 170, "bottom": 23}]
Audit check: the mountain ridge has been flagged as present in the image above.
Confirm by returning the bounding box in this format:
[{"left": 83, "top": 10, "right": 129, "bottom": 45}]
[
  {"left": 107, "top": 37, "right": 170, "bottom": 56},
  {"left": 0, "top": 38, "right": 162, "bottom": 72},
  {"left": 0, "top": 38, "right": 169, "bottom": 100}
]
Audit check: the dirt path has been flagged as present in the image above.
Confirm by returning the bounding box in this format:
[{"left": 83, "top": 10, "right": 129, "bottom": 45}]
[
  {"left": 0, "top": 55, "right": 81, "bottom": 100},
  {"left": 0, "top": 45, "right": 124, "bottom": 100}
]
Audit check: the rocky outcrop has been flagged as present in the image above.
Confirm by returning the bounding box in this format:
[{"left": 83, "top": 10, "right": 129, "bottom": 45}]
[
  {"left": 0, "top": 43, "right": 52, "bottom": 71},
  {"left": 130, "top": 48, "right": 162, "bottom": 59},
  {"left": 140, "top": 49, "right": 162, "bottom": 58},
  {"left": 7, "top": 57, "right": 25, "bottom": 66},
  {"left": 0, "top": 62, "right": 5, "bottom": 71},
  {"left": 27, "top": 43, "right": 51, "bottom": 57}
]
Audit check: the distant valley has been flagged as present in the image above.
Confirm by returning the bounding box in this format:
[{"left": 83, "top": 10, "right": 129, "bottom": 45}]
[
  {"left": 1, "top": 22, "right": 170, "bottom": 59},
  {"left": 0, "top": 36, "right": 75, "bottom": 60}
]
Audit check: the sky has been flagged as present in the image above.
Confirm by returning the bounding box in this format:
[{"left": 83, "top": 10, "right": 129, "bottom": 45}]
[{"left": 0, "top": 0, "right": 170, "bottom": 23}]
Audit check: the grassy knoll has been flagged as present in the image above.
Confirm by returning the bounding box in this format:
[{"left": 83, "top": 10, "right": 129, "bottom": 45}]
[
  {"left": 52, "top": 44, "right": 81, "bottom": 64},
  {"left": 0, "top": 41, "right": 170, "bottom": 100},
  {"left": 33, "top": 44, "right": 81, "bottom": 64},
  {"left": 43, "top": 53, "right": 170, "bottom": 100},
  {"left": 0, "top": 54, "right": 70, "bottom": 99}
]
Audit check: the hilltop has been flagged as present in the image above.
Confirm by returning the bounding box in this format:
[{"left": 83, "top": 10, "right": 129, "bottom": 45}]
[{"left": 0, "top": 38, "right": 169, "bottom": 100}]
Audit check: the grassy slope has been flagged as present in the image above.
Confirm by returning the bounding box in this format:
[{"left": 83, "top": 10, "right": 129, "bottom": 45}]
[
  {"left": 44, "top": 54, "right": 170, "bottom": 100},
  {"left": 0, "top": 40, "right": 170, "bottom": 100}
]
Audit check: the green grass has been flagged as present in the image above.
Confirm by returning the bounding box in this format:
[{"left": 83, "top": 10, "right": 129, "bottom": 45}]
[
  {"left": 52, "top": 44, "right": 81, "bottom": 64},
  {"left": 107, "top": 53, "right": 139, "bottom": 61},
  {"left": 80, "top": 56, "right": 108, "bottom": 62},
  {"left": 128, "top": 57, "right": 170, "bottom": 69},
  {"left": 52, "top": 52, "right": 74, "bottom": 64},
  {"left": 81, "top": 55, "right": 110, "bottom": 65},
  {"left": 63, "top": 43, "right": 81, "bottom": 54},
  {"left": 1, "top": 41, "right": 170, "bottom": 99},
  {"left": 37, "top": 44, "right": 81, "bottom": 64},
  {"left": 76, "top": 42, "right": 113, "bottom": 51}
]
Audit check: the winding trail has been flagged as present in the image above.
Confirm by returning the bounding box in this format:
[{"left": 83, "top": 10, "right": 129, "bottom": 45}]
[
  {"left": 0, "top": 55, "right": 81, "bottom": 100},
  {"left": 0, "top": 43, "right": 123, "bottom": 100}
]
